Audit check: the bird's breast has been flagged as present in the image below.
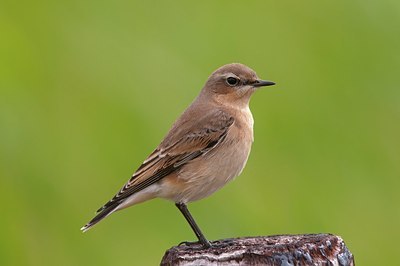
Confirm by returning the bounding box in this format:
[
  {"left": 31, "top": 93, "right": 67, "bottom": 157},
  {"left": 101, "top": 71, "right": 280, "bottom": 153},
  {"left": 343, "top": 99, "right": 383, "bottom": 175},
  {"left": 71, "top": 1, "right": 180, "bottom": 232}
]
[{"left": 233, "top": 105, "right": 254, "bottom": 142}]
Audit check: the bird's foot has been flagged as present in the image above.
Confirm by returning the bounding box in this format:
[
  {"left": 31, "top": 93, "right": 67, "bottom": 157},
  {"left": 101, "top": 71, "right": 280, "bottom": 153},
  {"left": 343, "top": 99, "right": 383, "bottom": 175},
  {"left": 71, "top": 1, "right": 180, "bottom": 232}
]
[
  {"left": 211, "top": 240, "right": 235, "bottom": 249},
  {"left": 178, "top": 240, "right": 212, "bottom": 249},
  {"left": 178, "top": 240, "right": 198, "bottom": 246}
]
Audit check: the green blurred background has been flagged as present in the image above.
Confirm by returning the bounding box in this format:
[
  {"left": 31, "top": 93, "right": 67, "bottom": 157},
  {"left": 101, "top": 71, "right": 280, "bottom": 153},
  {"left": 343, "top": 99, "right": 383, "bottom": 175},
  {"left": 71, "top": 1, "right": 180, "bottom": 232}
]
[{"left": 1, "top": 0, "right": 399, "bottom": 265}]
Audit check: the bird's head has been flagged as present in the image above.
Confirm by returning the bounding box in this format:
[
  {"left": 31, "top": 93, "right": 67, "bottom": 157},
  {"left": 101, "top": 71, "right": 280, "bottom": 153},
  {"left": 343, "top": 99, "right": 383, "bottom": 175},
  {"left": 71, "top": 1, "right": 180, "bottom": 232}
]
[{"left": 202, "top": 63, "right": 275, "bottom": 107}]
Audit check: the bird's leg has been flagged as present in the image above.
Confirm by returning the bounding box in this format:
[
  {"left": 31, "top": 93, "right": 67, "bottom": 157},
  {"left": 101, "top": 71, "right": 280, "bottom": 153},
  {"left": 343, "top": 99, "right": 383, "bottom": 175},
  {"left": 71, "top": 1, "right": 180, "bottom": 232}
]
[{"left": 175, "top": 202, "right": 212, "bottom": 248}]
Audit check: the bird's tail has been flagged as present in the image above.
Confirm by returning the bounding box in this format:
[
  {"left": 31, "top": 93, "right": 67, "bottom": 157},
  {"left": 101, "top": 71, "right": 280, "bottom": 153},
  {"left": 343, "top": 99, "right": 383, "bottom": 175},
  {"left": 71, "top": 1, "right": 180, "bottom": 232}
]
[{"left": 80, "top": 204, "right": 119, "bottom": 232}]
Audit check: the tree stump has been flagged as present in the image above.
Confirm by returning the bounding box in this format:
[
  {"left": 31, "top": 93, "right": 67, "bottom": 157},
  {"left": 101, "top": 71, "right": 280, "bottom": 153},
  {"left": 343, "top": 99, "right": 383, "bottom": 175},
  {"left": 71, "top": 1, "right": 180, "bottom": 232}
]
[{"left": 161, "top": 234, "right": 354, "bottom": 266}]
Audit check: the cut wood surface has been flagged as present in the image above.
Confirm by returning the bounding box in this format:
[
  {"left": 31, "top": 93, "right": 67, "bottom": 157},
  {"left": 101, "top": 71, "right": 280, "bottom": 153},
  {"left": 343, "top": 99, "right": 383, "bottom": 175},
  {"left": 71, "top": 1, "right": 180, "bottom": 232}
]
[{"left": 161, "top": 234, "right": 354, "bottom": 266}]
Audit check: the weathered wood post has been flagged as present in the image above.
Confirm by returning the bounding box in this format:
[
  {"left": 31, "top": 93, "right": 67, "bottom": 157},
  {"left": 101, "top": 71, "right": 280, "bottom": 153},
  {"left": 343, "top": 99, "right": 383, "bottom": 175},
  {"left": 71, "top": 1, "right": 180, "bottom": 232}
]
[{"left": 161, "top": 234, "right": 354, "bottom": 265}]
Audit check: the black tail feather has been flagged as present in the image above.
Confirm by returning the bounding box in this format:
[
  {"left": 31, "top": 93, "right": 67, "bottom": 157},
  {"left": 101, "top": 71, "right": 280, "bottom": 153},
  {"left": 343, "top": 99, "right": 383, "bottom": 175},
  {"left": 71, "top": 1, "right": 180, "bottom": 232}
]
[{"left": 81, "top": 203, "right": 120, "bottom": 232}]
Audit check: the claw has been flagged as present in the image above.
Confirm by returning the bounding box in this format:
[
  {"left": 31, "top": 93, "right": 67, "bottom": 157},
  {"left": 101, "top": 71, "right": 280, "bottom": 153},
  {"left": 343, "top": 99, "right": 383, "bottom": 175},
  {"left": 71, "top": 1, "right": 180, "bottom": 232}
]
[
  {"left": 178, "top": 240, "right": 199, "bottom": 246},
  {"left": 177, "top": 240, "right": 212, "bottom": 249}
]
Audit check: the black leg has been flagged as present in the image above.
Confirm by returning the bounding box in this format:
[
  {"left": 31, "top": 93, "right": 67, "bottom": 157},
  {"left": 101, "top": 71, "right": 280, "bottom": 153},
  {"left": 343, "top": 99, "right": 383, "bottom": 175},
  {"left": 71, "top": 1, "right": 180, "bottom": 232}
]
[{"left": 175, "top": 202, "right": 212, "bottom": 248}]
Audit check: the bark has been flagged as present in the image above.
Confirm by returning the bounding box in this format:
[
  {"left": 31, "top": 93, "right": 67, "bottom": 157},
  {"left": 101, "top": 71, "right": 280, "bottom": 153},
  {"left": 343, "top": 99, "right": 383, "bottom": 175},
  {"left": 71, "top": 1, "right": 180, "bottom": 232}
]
[{"left": 161, "top": 234, "right": 354, "bottom": 266}]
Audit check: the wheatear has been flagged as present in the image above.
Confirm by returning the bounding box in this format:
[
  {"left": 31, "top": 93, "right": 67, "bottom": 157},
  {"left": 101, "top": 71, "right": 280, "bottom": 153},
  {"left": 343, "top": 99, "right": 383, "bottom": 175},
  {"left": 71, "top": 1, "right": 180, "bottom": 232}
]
[{"left": 81, "top": 63, "right": 275, "bottom": 248}]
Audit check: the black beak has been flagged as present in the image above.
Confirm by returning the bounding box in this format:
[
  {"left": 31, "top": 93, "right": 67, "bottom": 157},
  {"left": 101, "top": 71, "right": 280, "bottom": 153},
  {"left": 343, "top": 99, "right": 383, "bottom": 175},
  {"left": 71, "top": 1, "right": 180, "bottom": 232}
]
[{"left": 253, "top": 80, "right": 276, "bottom": 87}]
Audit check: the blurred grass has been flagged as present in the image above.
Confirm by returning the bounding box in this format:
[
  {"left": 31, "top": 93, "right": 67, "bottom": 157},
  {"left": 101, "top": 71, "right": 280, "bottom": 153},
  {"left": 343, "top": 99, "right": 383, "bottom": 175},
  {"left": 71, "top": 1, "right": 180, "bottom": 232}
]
[{"left": 1, "top": 0, "right": 399, "bottom": 265}]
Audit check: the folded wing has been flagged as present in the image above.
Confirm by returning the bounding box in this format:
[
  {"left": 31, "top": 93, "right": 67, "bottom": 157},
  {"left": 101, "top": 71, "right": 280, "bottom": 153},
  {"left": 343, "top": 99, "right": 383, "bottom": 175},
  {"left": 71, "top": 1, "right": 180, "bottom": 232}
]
[{"left": 81, "top": 110, "right": 234, "bottom": 232}]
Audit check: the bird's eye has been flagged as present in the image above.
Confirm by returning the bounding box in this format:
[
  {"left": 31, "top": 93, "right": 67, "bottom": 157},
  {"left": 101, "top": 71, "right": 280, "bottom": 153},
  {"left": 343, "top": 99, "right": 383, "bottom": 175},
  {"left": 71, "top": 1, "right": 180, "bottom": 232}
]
[{"left": 226, "top": 77, "right": 239, "bottom": 86}]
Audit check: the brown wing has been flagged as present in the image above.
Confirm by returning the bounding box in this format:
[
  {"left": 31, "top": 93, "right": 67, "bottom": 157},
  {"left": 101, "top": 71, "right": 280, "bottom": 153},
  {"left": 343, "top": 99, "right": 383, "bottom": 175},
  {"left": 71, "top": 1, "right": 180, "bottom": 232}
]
[
  {"left": 81, "top": 110, "right": 234, "bottom": 231},
  {"left": 96, "top": 110, "right": 234, "bottom": 213}
]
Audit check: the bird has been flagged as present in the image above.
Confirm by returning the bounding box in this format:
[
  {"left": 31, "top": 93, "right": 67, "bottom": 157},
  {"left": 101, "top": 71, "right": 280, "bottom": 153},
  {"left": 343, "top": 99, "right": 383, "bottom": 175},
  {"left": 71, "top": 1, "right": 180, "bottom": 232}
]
[{"left": 81, "top": 63, "right": 275, "bottom": 248}]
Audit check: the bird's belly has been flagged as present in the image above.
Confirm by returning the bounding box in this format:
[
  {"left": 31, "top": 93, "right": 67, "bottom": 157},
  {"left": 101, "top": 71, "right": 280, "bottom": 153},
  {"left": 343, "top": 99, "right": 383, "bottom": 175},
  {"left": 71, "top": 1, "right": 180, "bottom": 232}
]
[{"left": 159, "top": 136, "right": 253, "bottom": 203}]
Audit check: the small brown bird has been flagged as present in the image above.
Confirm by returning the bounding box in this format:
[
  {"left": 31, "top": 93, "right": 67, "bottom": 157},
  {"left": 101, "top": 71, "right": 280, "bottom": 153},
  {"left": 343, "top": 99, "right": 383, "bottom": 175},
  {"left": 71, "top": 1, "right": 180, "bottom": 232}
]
[{"left": 81, "top": 63, "right": 275, "bottom": 248}]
